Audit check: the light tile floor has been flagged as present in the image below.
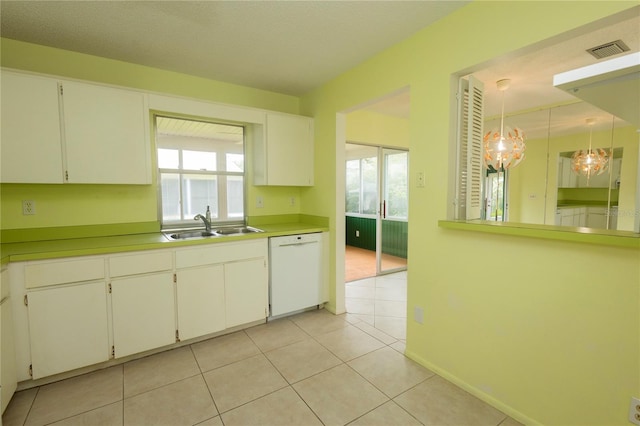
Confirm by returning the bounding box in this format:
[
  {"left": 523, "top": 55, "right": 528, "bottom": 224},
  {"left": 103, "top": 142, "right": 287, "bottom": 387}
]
[
  {"left": 2, "top": 308, "right": 523, "bottom": 426},
  {"left": 346, "top": 271, "right": 408, "bottom": 341}
]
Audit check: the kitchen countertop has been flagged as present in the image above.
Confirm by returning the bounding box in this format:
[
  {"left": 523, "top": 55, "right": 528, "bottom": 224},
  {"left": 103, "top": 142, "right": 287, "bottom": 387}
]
[{"left": 0, "top": 221, "right": 329, "bottom": 263}]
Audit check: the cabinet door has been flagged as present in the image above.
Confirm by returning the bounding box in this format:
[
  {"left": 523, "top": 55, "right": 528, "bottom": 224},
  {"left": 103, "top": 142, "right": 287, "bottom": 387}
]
[
  {"left": 27, "top": 282, "right": 109, "bottom": 379},
  {"left": 560, "top": 209, "right": 574, "bottom": 226},
  {"left": 1, "top": 71, "right": 64, "bottom": 183},
  {"left": 176, "top": 265, "right": 225, "bottom": 341},
  {"left": 224, "top": 258, "right": 267, "bottom": 328},
  {"left": 1, "top": 297, "right": 18, "bottom": 414},
  {"left": 61, "top": 81, "right": 150, "bottom": 184},
  {"left": 587, "top": 208, "right": 608, "bottom": 229},
  {"left": 258, "top": 113, "right": 314, "bottom": 186},
  {"left": 111, "top": 273, "right": 175, "bottom": 358}
]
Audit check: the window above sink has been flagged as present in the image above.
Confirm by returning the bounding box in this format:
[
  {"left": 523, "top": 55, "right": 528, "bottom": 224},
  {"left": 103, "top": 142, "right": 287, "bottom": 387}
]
[{"left": 155, "top": 115, "right": 246, "bottom": 230}]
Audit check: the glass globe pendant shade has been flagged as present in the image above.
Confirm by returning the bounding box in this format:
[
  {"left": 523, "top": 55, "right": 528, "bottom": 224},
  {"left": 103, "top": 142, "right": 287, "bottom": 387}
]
[
  {"left": 570, "top": 118, "right": 609, "bottom": 184},
  {"left": 570, "top": 148, "right": 609, "bottom": 177},
  {"left": 483, "top": 125, "right": 526, "bottom": 171}
]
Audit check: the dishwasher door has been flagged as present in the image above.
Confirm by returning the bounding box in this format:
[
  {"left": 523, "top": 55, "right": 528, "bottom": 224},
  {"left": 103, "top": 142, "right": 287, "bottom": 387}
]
[{"left": 269, "top": 233, "right": 322, "bottom": 317}]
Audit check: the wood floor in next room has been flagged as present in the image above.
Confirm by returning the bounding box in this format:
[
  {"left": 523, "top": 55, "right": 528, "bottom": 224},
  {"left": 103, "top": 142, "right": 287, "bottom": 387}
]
[
  {"left": 345, "top": 245, "right": 407, "bottom": 283},
  {"left": 2, "top": 309, "right": 523, "bottom": 426}
]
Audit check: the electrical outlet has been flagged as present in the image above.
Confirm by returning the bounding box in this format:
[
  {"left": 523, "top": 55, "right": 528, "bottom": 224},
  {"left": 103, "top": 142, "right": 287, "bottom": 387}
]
[
  {"left": 290, "top": 197, "right": 295, "bottom": 206},
  {"left": 256, "top": 196, "right": 264, "bottom": 208},
  {"left": 414, "top": 306, "right": 424, "bottom": 324},
  {"left": 416, "top": 171, "right": 425, "bottom": 188},
  {"left": 22, "top": 200, "right": 36, "bottom": 215},
  {"left": 629, "top": 397, "right": 640, "bottom": 426},
  {"left": 355, "top": 230, "right": 360, "bottom": 237}
]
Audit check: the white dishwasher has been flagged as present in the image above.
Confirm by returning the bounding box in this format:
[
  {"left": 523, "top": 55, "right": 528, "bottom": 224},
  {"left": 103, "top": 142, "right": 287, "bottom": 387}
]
[{"left": 269, "top": 233, "right": 323, "bottom": 317}]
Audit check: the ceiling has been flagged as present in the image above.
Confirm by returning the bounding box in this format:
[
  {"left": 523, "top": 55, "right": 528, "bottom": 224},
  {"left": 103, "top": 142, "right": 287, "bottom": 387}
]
[
  {"left": 1, "top": 1, "right": 637, "bottom": 137},
  {"left": 471, "top": 8, "right": 640, "bottom": 139},
  {"left": 0, "top": 0, "right": 468, "bottom": 96},
  {"left": 366, "top": 7, "right": 640, "bottom": 138}
]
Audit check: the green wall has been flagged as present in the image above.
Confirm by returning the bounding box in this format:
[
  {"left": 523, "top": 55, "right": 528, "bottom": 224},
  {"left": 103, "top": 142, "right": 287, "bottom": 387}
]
[
  {"left": 299, "top": 2, "right": 639, "bottom": 425},
  {"left": 2, "top": 2, "right": 639, "bottom": 424},
  {"left": 0, "top": 38, "right": 305, "bottom": 232},
  {"left": 346, "top": 109, "right": 410, "bottom": 147},
  {"left": 345, "top": 216, "right": 376, "bottom": 250},
  {"left": 345, "top": 216, "right": 408, "bottom": 258}
]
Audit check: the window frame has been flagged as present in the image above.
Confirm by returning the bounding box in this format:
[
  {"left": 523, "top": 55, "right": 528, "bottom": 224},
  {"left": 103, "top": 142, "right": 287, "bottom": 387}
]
[
  {"left": 345, "top": 156, "right": 379, "bottom": 217},
  {"left": 154, "top": 114, "right": 247, "bottom": 230}
]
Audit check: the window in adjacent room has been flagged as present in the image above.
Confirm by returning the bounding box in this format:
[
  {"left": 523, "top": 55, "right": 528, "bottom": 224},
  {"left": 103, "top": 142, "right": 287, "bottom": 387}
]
[
  {"left": 156, "top": 115, "right": 245, "bottom": 229},
  {"left": 346, "top": 155, "right": 378, "bottom": 215}
]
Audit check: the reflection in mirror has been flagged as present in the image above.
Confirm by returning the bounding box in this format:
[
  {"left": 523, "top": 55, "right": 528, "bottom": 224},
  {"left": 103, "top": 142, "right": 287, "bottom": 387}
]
[{"left": 484, "top": 101, "right": 639, "bottom": 231}]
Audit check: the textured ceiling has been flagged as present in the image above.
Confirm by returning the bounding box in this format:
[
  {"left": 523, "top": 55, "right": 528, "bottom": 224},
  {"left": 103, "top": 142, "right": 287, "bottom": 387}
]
[
  {"left": 1, "top": 1, "right": 637, "bottom": 135},
  {"left": 0, "top": 0, "right": 468, "bottom": 96}
]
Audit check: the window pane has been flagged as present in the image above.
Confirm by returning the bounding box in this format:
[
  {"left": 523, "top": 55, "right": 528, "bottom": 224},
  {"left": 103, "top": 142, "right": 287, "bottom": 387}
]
[
  {"left": 158, "top": 149, "right": 179, "bottom": 169},
  {"left": 183, "top": 150, "right": 216, "bottom": 171},
  {"left": 160, "top": 173, "right": 181, "bottom": 222},
  {"left": 182, "top": 174, "right": 218, "bottom": 219},
  {"left": 345, "top": 160, "right": 360, "bottom": 213},
  {"left": 227, "top": 176, "right": 244, "bottom": 218},
  {"left": 226, "top": 153, "right": 244, "bottom": 172},
  {"left": 362, "top": 157, "right": 378, "bottom": 215},
  {"left": 385, "top": 152, "right": 408, "bottom": 219}
]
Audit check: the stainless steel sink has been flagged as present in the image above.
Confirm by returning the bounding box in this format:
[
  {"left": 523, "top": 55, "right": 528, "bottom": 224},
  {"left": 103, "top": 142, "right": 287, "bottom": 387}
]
[
  {"left": 165, "top": 230, "right": 217, "bottom": 240},
  {"left": 163, "top": 226, "right": 263, "bottom": 240},
  {"left": 214, "top": 226, "right": 264, "bottom": 235}
]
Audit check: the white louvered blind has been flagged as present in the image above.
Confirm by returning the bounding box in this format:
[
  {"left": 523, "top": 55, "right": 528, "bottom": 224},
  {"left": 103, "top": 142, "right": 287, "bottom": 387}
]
[{"left": 456, "top": 76, "right": 484, "bottom": 220}]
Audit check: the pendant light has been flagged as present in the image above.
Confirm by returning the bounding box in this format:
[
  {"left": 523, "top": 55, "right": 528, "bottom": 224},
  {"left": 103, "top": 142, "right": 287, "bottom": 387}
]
[
  {"left": 483, "top": 79, "right": 526, "bottom": 171},
  {"left": 570, "top": 118, "right": 609, "bottom": 186}
]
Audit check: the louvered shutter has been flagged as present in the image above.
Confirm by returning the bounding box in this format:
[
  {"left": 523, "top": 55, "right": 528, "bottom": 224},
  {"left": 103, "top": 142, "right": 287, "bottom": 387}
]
[{"left": 455, "top": 76, "right": 484, "bottom": 220}]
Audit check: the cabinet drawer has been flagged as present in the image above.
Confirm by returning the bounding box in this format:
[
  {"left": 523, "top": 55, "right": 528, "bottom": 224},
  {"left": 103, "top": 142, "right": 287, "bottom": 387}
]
[
  {"left": 175, "top": 240, "right": 267, "bottom": 269},
  {"left": 109, "top": 251, "right": 173, "bottom": 277},
  {"left": 25, "top": 257, "right": 105, "bottom": 289}
]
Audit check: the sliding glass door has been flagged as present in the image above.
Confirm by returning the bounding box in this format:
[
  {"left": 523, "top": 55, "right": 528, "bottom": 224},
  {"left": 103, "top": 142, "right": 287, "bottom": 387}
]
[
  {"left": 345, "top": 143, "right": 408, "bottom": 278},
  {"left": 380, "top": 148, "right": 408, "bottom": 273}
]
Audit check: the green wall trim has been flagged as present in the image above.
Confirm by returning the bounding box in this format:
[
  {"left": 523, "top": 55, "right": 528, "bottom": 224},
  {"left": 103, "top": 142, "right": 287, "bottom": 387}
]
[
  {"left": 345, "top": 216, "right": 408, "bottom": 258},
  {"left": 438, "top": 220, "right": 640, "bottom": 249},
  {"left": 1, "top": 221, "right": 161, "bottom": 243},
  {"left": 382, "top": 219, "right": 408, "bottom": 258},
  {"left": 345, "top": 216, "right": 376, "bottom": 250}
]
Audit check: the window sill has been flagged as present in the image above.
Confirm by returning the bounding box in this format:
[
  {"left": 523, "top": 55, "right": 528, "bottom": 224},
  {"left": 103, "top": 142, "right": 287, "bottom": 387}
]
[{"left": 438, "top": 220, "right": 640, "bottom": 249}]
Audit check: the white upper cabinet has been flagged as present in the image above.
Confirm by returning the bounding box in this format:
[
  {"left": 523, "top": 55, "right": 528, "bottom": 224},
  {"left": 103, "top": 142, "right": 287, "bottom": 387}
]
[
  {"left": 1, "top": 71, "right": 64, "bottom": 183},
  {"left": 254, "top": 113, "right": 314, "bottom": 186},
  {"left": 61, "top": 81, "right": 150, "bottom": 184},
  {"left": 0, "top": 70, "right": 151, "bottom": 184}
]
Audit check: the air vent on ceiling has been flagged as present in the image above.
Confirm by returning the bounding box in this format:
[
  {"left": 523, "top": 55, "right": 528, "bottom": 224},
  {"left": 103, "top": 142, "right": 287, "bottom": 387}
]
[{"left": 586, "top": 40, "right": 630, "bottom": 59}]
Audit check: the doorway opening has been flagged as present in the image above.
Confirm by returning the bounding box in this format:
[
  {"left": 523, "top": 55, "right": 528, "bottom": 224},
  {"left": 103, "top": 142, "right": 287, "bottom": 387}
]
[{"left": 345, "top": 144, "right": 408, "bottom": 282}]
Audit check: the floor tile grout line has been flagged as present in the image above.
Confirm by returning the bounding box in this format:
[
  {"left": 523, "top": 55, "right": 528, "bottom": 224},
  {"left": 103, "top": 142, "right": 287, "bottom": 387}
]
[
  {"left": 189, "top": 344, "right": 221, "bottom": 418},
  {"left": 121, "top": 364, "right": 125, "bottom": 426},
  {"left": 17, "top": 387, "right": 38, "bottom": 426},
  {"left": 214, "top": 382, "right": 290, "bottom": 417},
  {"left": 287, "top": 383, "right": 328, "bottom": 426}
]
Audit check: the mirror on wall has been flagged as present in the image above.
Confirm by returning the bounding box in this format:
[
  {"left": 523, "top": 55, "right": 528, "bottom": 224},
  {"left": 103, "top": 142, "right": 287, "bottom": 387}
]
[{"left": 483, "top": 101, "right": 638, "bottom": 232}]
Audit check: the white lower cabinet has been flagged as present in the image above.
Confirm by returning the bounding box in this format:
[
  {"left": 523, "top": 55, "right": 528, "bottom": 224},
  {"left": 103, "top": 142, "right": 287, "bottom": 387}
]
[
  {"left": 225, "top": 258, "right": 268, "bottom": 328},
  {"left": 111, "top": 273, "right": 176, "bottom": 358},
  {"left": 176, "top": 265, "right": 226, "bottom": 341},
  {"left": 10, "top": 239, "right": 270, "bottom": 382},
  {"left": 1, "top": 267, "right": 17, "bottom": 414},
  {"left": 174, "top": 239, "right": 269, "bottom": 334},
  {"left": 27, "top": 281, "right": 110, "bottom": 379}
]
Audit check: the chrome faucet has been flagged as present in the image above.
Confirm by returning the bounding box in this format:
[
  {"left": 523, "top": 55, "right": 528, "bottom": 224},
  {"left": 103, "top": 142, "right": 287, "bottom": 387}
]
[{"left": 194, "top": 206, "right": 212, "bottom": 233}]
